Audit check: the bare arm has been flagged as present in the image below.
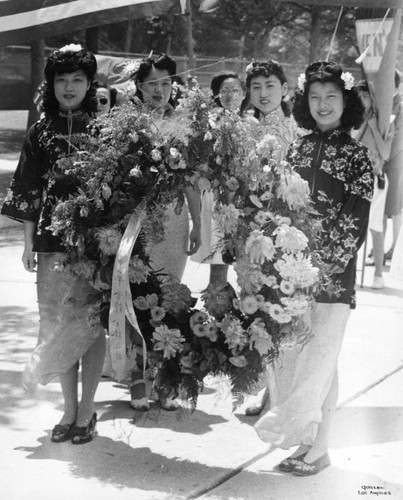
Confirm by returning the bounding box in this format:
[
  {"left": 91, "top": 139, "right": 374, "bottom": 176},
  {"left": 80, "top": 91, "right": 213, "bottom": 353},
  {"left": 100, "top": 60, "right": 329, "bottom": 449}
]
[
  {"left": 184, "top": 185, "right": 201, "bottom": 255},
  {"left": 22, "top": 221, "right": 37, "bottom": 272}
]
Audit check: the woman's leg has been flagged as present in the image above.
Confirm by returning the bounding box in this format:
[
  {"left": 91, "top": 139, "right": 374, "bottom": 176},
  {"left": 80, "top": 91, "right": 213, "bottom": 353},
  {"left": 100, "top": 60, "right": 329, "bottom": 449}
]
[
  {"left": 76, "top": 331, "right": 105, "bottom": 426},
  {"left": 370, "top": 229, "right": 384, "bottom": 279},
  {"left": 302, "top": 370, "right": 338, "bottom": 463},
  {"left": 59, "top": 362, "right": 79, "bottom": 425}
]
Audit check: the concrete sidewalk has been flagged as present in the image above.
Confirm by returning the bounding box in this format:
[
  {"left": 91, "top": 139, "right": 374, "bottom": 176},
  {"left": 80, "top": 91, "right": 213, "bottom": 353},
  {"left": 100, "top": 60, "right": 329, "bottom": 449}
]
[{"left": 1, "top": 222, "right": 403, "bottom": 500}]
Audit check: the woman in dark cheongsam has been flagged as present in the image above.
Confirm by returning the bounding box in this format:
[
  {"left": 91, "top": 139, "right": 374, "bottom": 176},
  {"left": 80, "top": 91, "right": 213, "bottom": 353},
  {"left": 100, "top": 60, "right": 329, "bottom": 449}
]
[{"left": 1, "top": 45, "right": 104, "bottom": 444}]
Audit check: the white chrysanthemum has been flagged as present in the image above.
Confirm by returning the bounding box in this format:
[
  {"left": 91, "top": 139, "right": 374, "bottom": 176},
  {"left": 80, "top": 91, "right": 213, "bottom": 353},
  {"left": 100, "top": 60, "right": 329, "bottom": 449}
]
[
  {"left": 276, "top": 172, "right": 310, "bottom": 210},
  {"left": 274, "top": 225, "right": 309, "bottom": 253},
  {"left": 281, "top": 295, "right": 310, "bottom": 317},
  {"left": 128, "top": 256, "right": 150, "bottom": 284},
  {"left": 220, "top": 314, "right": 248, "bottom": 351},
  {"left": 274, "top": 252, "right": 319, "bottom": 288},
  {"left": 234, "top": 257, "right": 266, "bottom": 294},
  {"left": 97, "top": 226, "right": 122, "bottom": 255},
  {"left": 152, "top": 325, "right": 185, "bottom": 359},
  {"left": 216, "top": 203, "right": 240, "bottom": 234},
  {"left": 248, "top": 318, "right": 274, "bottom": 355},
  {"left": 240, "top": 295, "right": 259, "bottom": 315},
  {"left": 279, "top": 280, "right": 295, "bottom": 296},
  {"left": 245, "top": 230, "right": 276, "bottom": 264},
  {"left": 268, "top": 303, "right": 292, "bottom": 324}
]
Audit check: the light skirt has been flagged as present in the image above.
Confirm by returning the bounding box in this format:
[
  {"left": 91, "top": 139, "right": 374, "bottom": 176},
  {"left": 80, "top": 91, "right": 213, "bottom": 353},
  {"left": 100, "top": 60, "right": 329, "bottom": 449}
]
[
  {"left": 255, "top": 302, "right": 351, "bottom": 449},
  {"left": 147, "top": 202, "right": 189, "bottom": 281},
  {"left": 23, "top": 253, "right": 104, "bottom": 391},
  {"left": 191, "top": 190, "right": 224, "bottom": 265}
]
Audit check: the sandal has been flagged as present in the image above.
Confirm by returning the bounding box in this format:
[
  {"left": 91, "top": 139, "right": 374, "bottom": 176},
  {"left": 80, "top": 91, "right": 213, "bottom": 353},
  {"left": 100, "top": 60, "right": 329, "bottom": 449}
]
[
  {"left": 51, "top": 422, "right": 75, "bottom": 443},
  {"left": 278, "top": 452, "right": 308, "bottom": 472},
  {"left": 130, "top": 379, "right": 149, "bottom": 411},
  {"left": 71, "top": 413, "right": 97, "bottom": 445},
  {"left": 292, "top": 453, "right": 331, "bottom": 476}
]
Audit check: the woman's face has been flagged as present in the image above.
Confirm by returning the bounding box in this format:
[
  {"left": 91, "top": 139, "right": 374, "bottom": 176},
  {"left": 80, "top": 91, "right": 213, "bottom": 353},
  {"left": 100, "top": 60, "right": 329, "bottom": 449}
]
[
  {"left": 138, "top": 67, "right": 172, "bottom": 110},
  {"left": 96, "top": 87, "right": 111, "bottom": 117},
  {"left": 308, "top": 81, "right": 344, "bottom": 132},
  {"left": 218, "top": 77, "right": 244, "bottom": 111},
  {"left": 249, "top": 74, "right": 287, "bottom": 116},
  {"left": 54, "top": 69, "right": 90, "bottom": 110}
]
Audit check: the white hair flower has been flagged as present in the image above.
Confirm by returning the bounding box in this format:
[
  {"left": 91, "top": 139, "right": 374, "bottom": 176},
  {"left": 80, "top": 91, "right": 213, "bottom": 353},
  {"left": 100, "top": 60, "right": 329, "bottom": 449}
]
[
  {"left": 297, "top": 73, "right": 306, "bottom": 91},
  {"left": 245, "top": 62, "right": 254, "bottom": 73},
  {"left": 59, "top": 44, "right": 83, "bottom": 53},
  {"left": 341, "top": 72, "right": 355, "bottom": 90}
]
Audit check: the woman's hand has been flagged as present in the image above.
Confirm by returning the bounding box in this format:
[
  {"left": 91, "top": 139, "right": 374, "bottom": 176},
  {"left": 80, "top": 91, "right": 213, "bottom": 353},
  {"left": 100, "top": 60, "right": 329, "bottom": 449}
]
[
  {"left": 22, "top": 247, "right": 37, "bottom": 272},
  {"left": 187, "top": 223, "right": 201, "bottom": 255},
  {"left": 22, "top": 221, "right": 37, "bottom": 272}
]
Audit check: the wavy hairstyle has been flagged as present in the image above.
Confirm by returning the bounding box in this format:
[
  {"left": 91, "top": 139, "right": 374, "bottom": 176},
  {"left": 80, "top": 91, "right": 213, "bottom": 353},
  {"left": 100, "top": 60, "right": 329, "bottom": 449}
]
[
  {"left": 292, "top": 60, "right": 365, "bottom": 131},
  {"left": 42, "top": 46, "right": 98, "bottom": 117},
  {"left": 132, "top": 53, "right": 178, "bottom": 108},
  {"left": 245, "top": 60, "right": 292, "bottom": 117}
]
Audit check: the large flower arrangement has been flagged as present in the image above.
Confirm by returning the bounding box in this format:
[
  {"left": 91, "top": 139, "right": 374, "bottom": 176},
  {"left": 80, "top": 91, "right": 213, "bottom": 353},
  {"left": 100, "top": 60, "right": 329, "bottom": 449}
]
[{"left": 48, "top": 83, "right": 325, "bottom": 410}]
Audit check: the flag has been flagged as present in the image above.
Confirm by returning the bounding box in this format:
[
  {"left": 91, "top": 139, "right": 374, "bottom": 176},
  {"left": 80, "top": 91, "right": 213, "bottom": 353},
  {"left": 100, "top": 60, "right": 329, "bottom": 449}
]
[
  {"left": 0, "top": 0, "right": 177, "bottom": 46},
  {"left": 355, "top": 8, "right": 402, "bottom": 138}
]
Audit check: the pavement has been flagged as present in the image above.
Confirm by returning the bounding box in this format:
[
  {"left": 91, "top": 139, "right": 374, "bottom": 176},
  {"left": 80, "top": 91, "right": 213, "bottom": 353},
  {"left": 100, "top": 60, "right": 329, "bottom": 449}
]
[{"left": 1, "top": 122, "right": 403, "bottom": 500}]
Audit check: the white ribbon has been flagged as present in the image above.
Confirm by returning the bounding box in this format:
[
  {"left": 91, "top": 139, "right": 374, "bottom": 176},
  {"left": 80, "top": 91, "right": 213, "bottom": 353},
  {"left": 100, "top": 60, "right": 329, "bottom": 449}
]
[{"left": 109, "top": 201, "right": 147, "bottom": 381}]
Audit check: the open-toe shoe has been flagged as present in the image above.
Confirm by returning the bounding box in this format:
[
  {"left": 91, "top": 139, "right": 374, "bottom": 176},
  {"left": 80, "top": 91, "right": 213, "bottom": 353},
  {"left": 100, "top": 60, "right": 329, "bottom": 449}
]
[{"left": 71, "top": 413, "right": 97, "bottom": 445}]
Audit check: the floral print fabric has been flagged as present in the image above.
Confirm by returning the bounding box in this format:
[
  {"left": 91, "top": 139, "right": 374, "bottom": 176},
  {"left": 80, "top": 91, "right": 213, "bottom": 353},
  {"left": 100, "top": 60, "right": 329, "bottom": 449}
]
[{"left": 287, "top": 127, "right": 374, "bottom": 306}]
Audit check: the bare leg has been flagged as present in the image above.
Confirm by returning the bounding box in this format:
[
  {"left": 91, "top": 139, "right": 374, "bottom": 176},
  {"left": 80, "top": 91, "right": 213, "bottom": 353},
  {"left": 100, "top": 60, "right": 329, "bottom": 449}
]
[
  {"left": 391, "top": 213, "right": 402, "bottom": 252},
  {"left": 59, "top": 362, "right": 79, "bottom": 425},
  {"left": 209, "top": 264, "right": 229, "bottom": 286},
  {"left": 370, "top": 229, "right": 384, "bottom": 278},
  {"left": 76, "top": 332, "right": 105, "bottom": 426},
  {"left": 303, "top": 370, "right": 338, "bottom": 463}
]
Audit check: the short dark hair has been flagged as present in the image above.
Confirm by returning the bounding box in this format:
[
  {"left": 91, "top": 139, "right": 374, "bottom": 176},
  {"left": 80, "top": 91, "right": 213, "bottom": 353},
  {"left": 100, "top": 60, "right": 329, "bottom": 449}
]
[
  {"left": 292, "top": 60, "right": 365, "bottom": 131},
  {"left": 42, "top": 45, "right": 97, "bottom": 116},
  {"left": 210, "top": 72, "right": 246, "bottom": 111},
  {"left": 245, "top": 60, "right": 291, "bottom": 117}
]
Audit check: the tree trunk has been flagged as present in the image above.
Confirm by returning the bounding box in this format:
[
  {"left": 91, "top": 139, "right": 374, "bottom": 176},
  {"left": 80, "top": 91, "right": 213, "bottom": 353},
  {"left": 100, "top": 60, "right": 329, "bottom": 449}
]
[
  {"left": 125, "top": 20, "right": 134, "bottom": 53},
  {"left": 27, "top": 38, "right": 45, "bottom": 129},
  {"left": 309, "top": 7, "right": 322, "bottom": 61}
]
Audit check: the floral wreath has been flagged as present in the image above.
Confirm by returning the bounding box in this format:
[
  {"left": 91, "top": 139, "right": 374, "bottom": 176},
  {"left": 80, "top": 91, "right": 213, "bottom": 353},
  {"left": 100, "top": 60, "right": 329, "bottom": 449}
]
[{"left": 49, "top": 81, "right": 328, "bottom": 410}]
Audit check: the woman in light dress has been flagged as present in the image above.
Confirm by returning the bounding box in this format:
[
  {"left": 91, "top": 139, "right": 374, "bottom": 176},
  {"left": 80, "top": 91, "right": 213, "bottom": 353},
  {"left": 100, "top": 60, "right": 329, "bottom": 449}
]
[
  {"left": 242, "top": 60, "right": 300, "bottom": 416},
  {"left": 191, "top": 72, "right": 246, "bottom": 287},
  {"left": 128, "top": 53, "right": 201, "bottom": 411}
]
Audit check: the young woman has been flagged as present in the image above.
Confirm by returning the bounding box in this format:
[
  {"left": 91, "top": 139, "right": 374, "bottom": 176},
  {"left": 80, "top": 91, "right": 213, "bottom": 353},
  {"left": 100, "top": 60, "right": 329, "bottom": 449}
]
[
  {"left": 1, "top": 44, "right": 104, "bottom": 444},
  {"left": 254, "top": 60, "right": 374, "bottom": 475},
  {"left": 246, "top": 59, "right": 299, "bottom": 158},
  {"left": 128, "top": 54, "right": 201, "bottom": 411},
  {"left": 244, "top": 60, "right": 300, "bottom": 416},
  {"left": 191, "top": 72, "right": 246, "bottom": 287}
]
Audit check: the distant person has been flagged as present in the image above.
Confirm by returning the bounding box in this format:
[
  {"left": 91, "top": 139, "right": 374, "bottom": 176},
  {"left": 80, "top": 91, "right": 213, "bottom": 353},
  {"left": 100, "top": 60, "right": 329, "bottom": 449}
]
[
  {"left": 191, "top": 72, "right": 246, "bottom": 288},
  {"left": 1, "top": 44, "right": 104, "bottom": 445},
  {"left": 94, "top": 81, "right": 118, "bottom": 117},
  {"left": 354, "top": 80, "right": 393, "bottom": 289}
]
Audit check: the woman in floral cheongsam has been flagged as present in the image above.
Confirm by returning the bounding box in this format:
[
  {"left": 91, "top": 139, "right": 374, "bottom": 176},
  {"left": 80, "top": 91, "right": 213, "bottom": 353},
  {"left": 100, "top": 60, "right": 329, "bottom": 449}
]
[
  {"left": 255, "top": 61, "right": 374, "bottom": 476},
  {"left": 1, "top": 45, "right": 104, "bottom": 445}
]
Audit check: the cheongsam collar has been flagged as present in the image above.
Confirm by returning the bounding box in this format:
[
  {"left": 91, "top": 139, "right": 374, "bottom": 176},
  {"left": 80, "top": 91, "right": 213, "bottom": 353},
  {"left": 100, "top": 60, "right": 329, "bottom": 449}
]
[
  {"left": 311, "top": 125, "right": 345, "bottom": 140},
  {"left": 58, "top": 107, "right": 85, "bottom": 119},
  {"left": 259, "top": 106, "right": 285, "bottom": 125}
]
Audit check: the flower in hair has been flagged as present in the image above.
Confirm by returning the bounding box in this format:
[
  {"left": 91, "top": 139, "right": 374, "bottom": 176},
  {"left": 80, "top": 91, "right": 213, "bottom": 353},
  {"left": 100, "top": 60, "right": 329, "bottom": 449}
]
[
  {"left": 341, "top": 72, "right": 354, "bottom": 90},
  {"left": 245, "top": 61, "right": 255, "bottom": 73},
  {"left": 59, "top": 43, "right": 83, "bottom": 53},
  {"left": 297, "top": 73, "right": 306, "bottom": 91}
]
